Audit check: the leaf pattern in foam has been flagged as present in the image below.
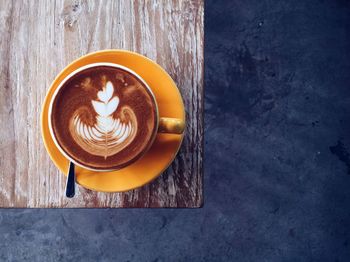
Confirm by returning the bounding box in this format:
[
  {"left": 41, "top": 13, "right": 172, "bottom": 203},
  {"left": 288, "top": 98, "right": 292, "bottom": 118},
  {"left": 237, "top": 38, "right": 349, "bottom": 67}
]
[
  {"left": 70, "top": 80, "right": 137, "bottom": 158},
  {"left": 97, "top": 81, "right": 114, "bottom": 102},
  {"left": 92, "top": 96, "right": 119, "bottom": 117}
]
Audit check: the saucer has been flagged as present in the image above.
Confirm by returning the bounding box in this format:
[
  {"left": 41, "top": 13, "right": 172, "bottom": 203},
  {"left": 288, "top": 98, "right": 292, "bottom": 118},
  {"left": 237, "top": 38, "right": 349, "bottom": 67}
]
[{"left": 41, "top": 50, "right": 185, "bottom": 192}]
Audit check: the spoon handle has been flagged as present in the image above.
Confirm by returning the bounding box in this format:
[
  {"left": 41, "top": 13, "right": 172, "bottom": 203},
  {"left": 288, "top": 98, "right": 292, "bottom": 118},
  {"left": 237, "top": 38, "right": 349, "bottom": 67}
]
[{"left": 65, "top": 162, "right": 75, "bottom": 198}]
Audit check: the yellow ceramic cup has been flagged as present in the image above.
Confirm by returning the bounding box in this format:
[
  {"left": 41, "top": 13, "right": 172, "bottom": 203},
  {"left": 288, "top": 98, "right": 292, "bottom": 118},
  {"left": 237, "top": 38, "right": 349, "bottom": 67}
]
[{"left": 48, "top": 62, "right": 185, "bottom": 171}]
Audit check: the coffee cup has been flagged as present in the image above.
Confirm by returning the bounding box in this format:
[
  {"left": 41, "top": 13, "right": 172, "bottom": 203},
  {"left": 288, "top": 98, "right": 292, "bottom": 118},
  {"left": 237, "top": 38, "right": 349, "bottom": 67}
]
[{"left": 48, "top": 62, "right": 185, "bottom": 171}]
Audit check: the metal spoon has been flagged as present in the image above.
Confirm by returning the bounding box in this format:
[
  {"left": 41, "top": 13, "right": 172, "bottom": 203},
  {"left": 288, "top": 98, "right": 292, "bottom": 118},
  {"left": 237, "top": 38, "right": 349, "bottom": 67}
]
[{"left": 65, "top": 162, "right": 75, "bottom": 198}]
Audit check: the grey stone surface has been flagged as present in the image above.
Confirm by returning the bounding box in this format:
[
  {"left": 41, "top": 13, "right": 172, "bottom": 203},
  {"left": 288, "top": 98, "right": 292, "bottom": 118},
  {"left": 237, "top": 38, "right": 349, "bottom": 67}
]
[{"left": 1, "top": 0, "right": 350, "bottom": 261}]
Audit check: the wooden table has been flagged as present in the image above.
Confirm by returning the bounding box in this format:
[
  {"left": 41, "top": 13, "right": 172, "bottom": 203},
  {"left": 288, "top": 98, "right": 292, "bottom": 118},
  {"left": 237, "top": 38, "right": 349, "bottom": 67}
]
[{"left": 0, "top": 0, "right": 203, "bottom": 208}]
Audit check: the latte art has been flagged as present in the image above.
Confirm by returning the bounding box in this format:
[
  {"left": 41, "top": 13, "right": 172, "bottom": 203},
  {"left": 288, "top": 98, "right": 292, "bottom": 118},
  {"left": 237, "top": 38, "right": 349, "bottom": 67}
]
[
  {"left": 69, "top": 81, "right": 137, "bottom": 159},
  {"left": 50, "top": 65, "right": 157, "bottom": 170}
]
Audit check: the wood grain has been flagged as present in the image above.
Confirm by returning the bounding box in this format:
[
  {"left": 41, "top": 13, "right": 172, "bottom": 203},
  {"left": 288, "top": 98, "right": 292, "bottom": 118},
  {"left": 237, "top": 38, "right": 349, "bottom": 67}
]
[{"left": 0, "top": 0, "right": 203, "bottom": 208}]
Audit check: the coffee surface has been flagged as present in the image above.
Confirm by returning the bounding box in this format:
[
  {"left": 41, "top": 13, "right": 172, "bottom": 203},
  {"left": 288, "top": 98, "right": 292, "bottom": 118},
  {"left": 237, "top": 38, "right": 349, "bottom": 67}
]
[{"left": 51, "top": 66, "right": 157, "bottom": 170}]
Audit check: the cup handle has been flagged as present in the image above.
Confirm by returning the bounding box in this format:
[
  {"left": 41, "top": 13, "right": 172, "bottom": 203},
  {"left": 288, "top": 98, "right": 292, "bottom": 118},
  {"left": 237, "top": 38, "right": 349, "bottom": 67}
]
[{"left": 158, "top": 117, "right": 185, "bottom": 134}]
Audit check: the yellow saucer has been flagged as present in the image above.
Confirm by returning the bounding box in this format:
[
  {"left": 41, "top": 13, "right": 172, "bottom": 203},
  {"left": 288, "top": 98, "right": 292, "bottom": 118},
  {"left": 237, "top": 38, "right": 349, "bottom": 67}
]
[{"left": 41, "top": 50, "right": 185, "bottom": 192}]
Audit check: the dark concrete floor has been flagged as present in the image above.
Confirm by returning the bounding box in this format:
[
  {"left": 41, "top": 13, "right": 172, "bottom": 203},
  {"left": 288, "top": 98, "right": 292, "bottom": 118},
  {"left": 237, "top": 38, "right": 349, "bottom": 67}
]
[{"left": 1, "top": 0, "right": 350, "bottom": 261}]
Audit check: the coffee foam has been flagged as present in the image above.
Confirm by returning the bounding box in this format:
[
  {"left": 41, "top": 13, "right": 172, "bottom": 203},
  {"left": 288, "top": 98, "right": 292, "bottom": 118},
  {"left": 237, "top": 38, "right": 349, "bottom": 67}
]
[{"left": 51, "top": 66, "right": 157, "bottom": 170}]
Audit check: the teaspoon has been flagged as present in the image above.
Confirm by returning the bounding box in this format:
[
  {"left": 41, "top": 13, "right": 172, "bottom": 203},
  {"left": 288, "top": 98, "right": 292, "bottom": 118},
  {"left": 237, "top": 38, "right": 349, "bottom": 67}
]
[{"left": 65, "top": 162, "right": 75, "bottom": 198}]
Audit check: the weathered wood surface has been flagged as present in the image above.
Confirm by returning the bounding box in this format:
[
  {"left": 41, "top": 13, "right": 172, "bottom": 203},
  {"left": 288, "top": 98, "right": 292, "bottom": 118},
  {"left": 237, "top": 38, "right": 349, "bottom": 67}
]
[{"left": 0, "top": 0, "right": 203, "bottom": 207}]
